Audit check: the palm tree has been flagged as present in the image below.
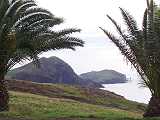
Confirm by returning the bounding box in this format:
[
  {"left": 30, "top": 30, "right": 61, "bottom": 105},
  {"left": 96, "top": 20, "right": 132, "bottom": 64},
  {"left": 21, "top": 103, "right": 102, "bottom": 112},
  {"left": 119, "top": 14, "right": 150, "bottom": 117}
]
[
  {"left": 0, "top": 0, "right": 84, "bottom": 111},
  {"left": 100, "top": 0, "right": 160, "bottom": 117}
]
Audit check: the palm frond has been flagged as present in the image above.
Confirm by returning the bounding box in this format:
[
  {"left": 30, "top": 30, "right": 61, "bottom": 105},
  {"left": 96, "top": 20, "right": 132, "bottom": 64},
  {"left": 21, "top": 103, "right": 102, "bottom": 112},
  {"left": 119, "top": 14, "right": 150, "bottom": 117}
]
[
  {"left": 143, "top": 9, "right": 148, "bottom": 41},
  {"left": 106, "top": 15, "right": 139, "bottom": 53},
  {"left": 119, "top": 7, "right": 139, "bottom": 38},
  {"left": 0, "top": 0, "right": 84, "bottom": 74},
  {"left": 106, "top": 15, "right": 127, "bottom": 41},
  {"left": 55, "top": 28, "right": 81, "bottom": 37},
  {"left": 0, "top": 0, "right": 9, "bottom": 23},
  {"left": 100, "top": 1, "right": 160, "bottom": 96}
]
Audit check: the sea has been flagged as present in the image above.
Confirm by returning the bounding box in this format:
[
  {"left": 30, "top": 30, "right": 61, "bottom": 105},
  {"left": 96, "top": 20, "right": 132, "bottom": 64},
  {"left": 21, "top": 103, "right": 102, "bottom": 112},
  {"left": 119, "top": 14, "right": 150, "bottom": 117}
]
[{"left": 101, "top": 79, "right": 151, "bottom": 104}]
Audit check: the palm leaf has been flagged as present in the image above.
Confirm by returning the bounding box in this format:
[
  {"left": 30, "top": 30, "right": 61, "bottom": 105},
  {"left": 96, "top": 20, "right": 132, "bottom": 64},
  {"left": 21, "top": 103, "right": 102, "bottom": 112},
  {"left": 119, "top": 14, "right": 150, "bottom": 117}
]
[
  {"left": 0, "top": 0, "right": 84, "bottom": 74},
  {"left": 100, "top": 0, "right": 160, "bottom": 96}
]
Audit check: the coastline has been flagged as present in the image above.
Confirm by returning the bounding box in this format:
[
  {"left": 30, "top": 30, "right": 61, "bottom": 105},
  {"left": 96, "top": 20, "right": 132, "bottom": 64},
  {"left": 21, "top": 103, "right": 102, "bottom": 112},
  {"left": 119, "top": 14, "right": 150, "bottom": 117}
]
[{"left": 101, "top": 82, "right": 151, "bottom": 104}]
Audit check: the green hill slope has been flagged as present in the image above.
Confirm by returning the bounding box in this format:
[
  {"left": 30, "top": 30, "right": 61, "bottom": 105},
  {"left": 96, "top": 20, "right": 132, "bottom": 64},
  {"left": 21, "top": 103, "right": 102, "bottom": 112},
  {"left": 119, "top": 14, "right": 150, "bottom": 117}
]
[
  {"left": 7, "top": 80, "right": 146, "bottom": 114},
  {"left": 0, "top": 91, "right": 142, "bottom": 120},
  {"left": 0, "top": 80, "right": 159, "bottom": 120}
]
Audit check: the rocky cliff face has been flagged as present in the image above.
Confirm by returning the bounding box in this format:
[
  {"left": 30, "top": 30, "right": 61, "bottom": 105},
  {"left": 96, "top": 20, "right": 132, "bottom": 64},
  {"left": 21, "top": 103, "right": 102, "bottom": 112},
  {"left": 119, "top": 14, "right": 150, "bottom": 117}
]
[{"left": 7, "top": 57, "right": 102, "bottom": 88}]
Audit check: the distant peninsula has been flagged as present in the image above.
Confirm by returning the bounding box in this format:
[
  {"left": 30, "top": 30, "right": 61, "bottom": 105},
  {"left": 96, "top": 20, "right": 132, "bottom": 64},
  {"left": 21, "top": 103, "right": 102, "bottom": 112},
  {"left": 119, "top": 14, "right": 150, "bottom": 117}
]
[{"left": 80, "top": 70, "right": 127, "bottom": 84}]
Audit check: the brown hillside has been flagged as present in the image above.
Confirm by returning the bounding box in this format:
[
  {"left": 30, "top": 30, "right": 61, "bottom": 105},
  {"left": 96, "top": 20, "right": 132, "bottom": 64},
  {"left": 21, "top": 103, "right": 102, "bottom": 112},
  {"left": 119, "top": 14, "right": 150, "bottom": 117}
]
[{"left": 7, "top": 79, "right": 146, "bottom": 113}]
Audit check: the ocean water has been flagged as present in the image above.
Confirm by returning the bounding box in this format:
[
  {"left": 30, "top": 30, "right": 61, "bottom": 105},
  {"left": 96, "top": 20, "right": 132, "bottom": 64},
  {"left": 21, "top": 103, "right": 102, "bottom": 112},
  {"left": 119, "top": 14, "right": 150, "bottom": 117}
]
[{"left": 101, "top": 81, "right": 151, "bottom": 104}]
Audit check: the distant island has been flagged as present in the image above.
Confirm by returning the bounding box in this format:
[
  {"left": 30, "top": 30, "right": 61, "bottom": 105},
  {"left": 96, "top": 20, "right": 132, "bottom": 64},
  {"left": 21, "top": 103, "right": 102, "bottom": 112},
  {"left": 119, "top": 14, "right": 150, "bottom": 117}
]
[
  {"left": 80, "top": 70, "right": 127, "bottom": 84},
  {"left": 6, "top": 56, "right": 127, "bottom": 88}
]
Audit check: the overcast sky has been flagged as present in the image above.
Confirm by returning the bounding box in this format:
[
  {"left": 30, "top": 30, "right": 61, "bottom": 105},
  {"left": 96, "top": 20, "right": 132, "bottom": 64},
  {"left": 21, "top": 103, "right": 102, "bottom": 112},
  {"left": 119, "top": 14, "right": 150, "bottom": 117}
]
[{"left": 17, "top": 0, "right": 160, "bottom": 78}]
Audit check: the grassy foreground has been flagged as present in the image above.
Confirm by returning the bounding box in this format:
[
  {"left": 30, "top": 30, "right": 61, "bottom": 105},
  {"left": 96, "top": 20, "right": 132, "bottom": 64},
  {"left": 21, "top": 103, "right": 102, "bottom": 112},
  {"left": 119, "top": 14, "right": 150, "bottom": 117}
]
[
  {"left": 0, "top": 91, "right": 142, "bottom": 120},
  {"left": 8, "top": 80, "right": 146, "bottom": 114},
  {"left": 0, "top": 91, "right": 158, "bottom": 120},
  {"left": 0, "top": 80, "right": 159, "bottom": 120}
]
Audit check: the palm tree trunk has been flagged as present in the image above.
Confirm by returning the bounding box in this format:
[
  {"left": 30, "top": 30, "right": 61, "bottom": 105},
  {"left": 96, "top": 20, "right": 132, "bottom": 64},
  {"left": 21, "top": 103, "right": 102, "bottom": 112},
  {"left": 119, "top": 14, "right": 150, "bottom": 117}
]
[
  {"left": 143, "top": 96, "right": 160, "bottom": 117},
  {"left": 0, "top": 73, "right": 9, "bottom": 111}
]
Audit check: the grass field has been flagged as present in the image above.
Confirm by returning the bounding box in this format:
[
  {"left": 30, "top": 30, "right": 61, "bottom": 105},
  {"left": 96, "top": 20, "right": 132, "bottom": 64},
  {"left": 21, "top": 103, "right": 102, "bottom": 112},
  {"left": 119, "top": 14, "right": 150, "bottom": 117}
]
[
  {"left": 0, "top": 91, "right": 142, "bottom": 120},
  {"left": 0, "top": 80, "right": 159, "bottom": 120},
  {"left": 8, "top": 80, "right": 146, "bottom": 114}
]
